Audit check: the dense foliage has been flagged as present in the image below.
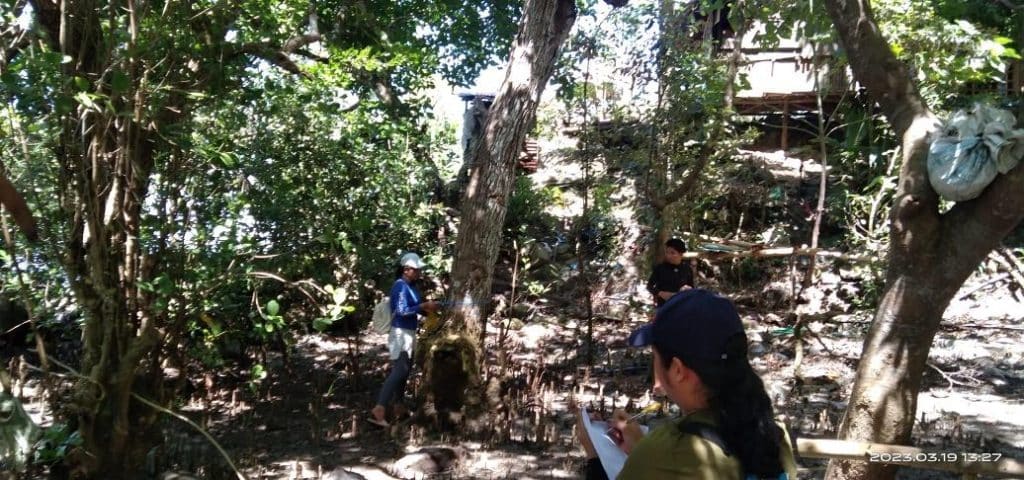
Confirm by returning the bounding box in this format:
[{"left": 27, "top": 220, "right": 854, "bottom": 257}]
[
  {"left": 2, "top": 0, "right": 1023, "bottom": 477},
  {"left": 1, "top": 0, "right": 519, "bottom": 476}
]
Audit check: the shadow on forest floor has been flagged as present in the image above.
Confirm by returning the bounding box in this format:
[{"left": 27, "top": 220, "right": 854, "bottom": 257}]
[
  {"left": 138, "top": 293, "right": 1024, "bottom": 480},
  {"left": 9, "top": 280, "right": 1024, "bottom": 479}
]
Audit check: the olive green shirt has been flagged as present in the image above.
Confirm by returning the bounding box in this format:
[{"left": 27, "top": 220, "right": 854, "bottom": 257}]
[{"left": 617, "top": 410, "right": 798, "bottom": 480}]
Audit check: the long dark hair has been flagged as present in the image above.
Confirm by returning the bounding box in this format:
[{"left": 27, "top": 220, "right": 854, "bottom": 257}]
[{"left": 658, "top": 335, "right": 785, "bottom": 477}]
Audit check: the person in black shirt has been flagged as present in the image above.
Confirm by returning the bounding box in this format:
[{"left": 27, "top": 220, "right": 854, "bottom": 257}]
[{"left": 646, "top": 238, "right": 695, "bottom": 307}]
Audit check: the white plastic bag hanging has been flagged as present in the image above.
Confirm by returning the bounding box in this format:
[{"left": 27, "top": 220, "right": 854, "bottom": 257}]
[{"left": 927, "top": 105, "right": 1024, "bottom": 202}]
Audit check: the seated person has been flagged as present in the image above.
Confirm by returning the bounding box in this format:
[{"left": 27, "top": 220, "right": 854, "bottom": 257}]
[
  {"left": 576, "top": 289, "right": 798, "bottom": 479},
  {"left": 647, "top": 238, "right": 695, "bottom": 307}
]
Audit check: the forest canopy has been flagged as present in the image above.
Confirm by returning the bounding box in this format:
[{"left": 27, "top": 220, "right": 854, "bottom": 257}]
[{"left": 2, "top": 1, "right": 1023, "bottom": 479}]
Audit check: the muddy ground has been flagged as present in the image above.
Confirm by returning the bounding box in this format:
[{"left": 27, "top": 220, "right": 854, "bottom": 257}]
[{"left": 15, "top": 267, "right": 1019, "bottom": 480}]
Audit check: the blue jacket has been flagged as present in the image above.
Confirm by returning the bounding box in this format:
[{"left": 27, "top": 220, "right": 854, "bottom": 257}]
[{"left": 389, "top": 278, "right": 423, "bottom": 331}]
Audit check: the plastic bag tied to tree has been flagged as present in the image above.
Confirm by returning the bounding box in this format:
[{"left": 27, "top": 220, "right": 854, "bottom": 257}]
[{"left": 927, "top": 104, "right": 1024, "bottom": 202}]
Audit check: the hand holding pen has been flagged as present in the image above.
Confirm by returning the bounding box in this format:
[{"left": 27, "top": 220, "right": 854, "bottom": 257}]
[
  {"left": 606, "top": 409, "right": 646, "bottom": 454},
  {"left": 604, "top": 411, "right": 644, "bottom": 436}
]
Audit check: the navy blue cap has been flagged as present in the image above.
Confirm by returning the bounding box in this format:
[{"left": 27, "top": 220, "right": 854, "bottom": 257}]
[{"left": 628, "top": 289, "right": 745, "bottom": 361}]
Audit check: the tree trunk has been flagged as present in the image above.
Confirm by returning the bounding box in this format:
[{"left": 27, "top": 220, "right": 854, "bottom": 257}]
[
  {"left": 428, "top": 0, "right": 577, "bottom": 419},
  {"left": 22, "top": 1, "right": 321, "bottom": 475},
  {"left": 0, "top": 173, "right": 37, "bottom": 242},
  {"left": 822, "top": 1, "right": 1024, "bottom": 479},
  {"left": 25, "top": 1, "right": 175, "bottom": 476},
  {"left": 58, "top": 49, "right": 165, "bottom": 480}
]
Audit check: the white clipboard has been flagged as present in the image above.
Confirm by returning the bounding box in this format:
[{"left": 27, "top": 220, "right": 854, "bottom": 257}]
[{"left": 580, "top": 407, "right": 648, "bottom": 479}]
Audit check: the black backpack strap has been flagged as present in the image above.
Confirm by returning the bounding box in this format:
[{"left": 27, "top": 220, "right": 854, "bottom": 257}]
[{"left": 678, "top": 421, "right": 733, "bottom": 457}]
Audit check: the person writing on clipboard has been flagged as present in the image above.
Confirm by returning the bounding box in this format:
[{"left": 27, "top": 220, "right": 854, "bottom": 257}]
[{"left": 576, "top": 289, "right": 798, "bottom": 479}]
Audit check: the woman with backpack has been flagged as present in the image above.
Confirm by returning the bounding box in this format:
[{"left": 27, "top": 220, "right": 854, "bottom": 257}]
[
  {"left": 369, "top": 252, "right": 439, "bottom": 427},
  {"left": 576, "top": 289, "right": 798, "bottom": 479}
]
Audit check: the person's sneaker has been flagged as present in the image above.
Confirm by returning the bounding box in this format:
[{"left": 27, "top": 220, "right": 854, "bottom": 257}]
[{"left": 368, "top": 405, "right": 389, "bottom": 427}]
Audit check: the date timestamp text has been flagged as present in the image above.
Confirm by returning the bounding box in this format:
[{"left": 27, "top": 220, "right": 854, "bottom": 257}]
[{"left": 868, "top": 452, "right": 1003, "bottom": 463}]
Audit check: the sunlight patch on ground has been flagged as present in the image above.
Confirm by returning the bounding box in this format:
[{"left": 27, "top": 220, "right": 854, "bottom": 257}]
[
  {"left": 517, "top": 323, "right": 555, "bottom": 350},
  {"left": 945, "top": 292, "right": 1022, "bottom": 321},
  {"left": 459, "top": 449, "right": 578, "bottom": 479},
  {"left": 931, "top": 337, "right": 1024, "bottom": 365},
  {"left": 917, "top": 392, "right": 1024, "bottom": 445},
  {"left": 738, "top": 148, "right": 826, "bottom": 183},
  {"left": 342, "top": 465, "right": 401, "bottom": 479},
  {"left": 299, "top": 334, "right": 363, "bottom": 353}
]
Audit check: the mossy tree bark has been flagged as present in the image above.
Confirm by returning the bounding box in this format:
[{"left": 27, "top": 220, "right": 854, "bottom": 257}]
[
  {"left": 822, "top": 1, "right": 1024, "bottom": 479},
  {"left": 431, "top": 0, "right": 577, "bottom": 420}
]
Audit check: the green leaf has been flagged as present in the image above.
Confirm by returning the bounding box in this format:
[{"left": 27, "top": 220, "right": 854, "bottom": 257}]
[
  {"left": 266, "top": 299, "right": 280, "bottom": 316},
  {"left": 110, "top": 71, "right": 130, "bottom": 93},
  {"left": 54, "top": 96, "right": 75, "bottom": 115},
  {"left": 73, "top": 76, "right": 90, "bottom": 91},
  {"left": 74, "top": 92, "right": 97, "bottom": 111},
  {"left": 0, "top": 71, "right": 16, "bottom": 88},
  {"left": 955, "top": 20, "right": 978, "bottom": 36},
  {"left": 250, "top": 364, "right": 267, "bottom": 381},
  {"left": 218, "top": 151, "right": 236, "bottom": 168},
  {"left": 154, "top": 275, "right": 173, "bottom": 295},
  {"left": 313, "top": 317, "right": 333, "bottom": 332}
]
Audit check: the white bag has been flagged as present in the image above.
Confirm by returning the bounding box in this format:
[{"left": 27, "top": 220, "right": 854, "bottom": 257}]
[
  {"left": 927, "top": 136, "right": 997, "bottom": 202},
  {"left": 927, "top": 104, "right": 1024, "bottom": 201},
  {"left": 370, "top": 297, "right": 392, "bottom": 334}
]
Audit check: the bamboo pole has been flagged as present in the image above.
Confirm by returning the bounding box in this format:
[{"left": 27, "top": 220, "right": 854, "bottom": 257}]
[
  {"left": 796, "top": 438, "right": 1024, "bottom": 478},
  {"left": 681, "top": 246, "right": 869, "bottom": 262}
]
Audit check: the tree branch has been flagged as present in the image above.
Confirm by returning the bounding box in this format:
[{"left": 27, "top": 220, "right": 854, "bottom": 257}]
[
  {"left": 234, "top": 43, "right": 303, "bottom": 76},
  {"left": 822, "top": 0, "right": 932, "bottom": 139},
  {"left": 994, "top": 0, "right": 1024, "bottom": 11},
  {"left": 281, "top": 33, "right": 321, "bottom": 53},
  {"left": 941, "top": 162, "right": 1024, "bottom": 274},
  {"left": 653, "top": 154, "right": 712, "bottom": 210},
  {"left": 292, "top": 48, "right": 329, "bottom": 63},
  {"left": 232, "top": 34, "right": 322, "bottom": 77},
  {"left": 0, "top": 173, "right": 38, "bottom": 242}
]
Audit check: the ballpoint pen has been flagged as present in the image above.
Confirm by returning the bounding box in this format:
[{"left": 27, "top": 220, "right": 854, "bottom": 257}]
[{"left": 605, "top": 412, "right": 645, "bottom": 436}]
